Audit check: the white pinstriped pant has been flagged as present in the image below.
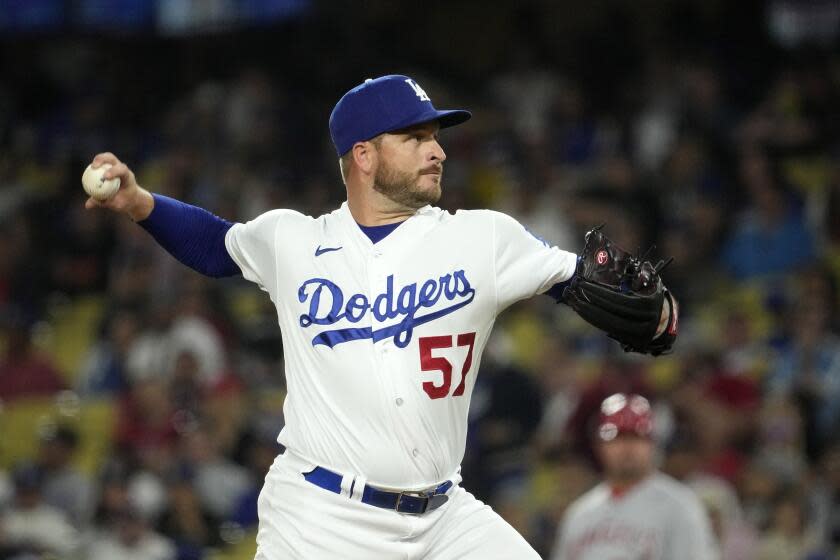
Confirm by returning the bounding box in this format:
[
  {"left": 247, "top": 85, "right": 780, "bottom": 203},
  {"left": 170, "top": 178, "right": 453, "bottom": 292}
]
[{"left": 254, "top": 451, "right": 540, "bottom": 560}]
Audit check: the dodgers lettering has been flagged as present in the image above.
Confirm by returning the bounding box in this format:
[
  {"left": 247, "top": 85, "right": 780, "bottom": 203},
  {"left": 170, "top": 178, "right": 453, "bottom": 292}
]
[{"left": 298, "top": 270, "right": 475, "bottom": 348}]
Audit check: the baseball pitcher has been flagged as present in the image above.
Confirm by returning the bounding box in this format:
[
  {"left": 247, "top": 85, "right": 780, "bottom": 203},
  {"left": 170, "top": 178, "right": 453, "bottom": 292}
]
[{"left": 85, "top": 75, "right": 678, "bottom": 559}]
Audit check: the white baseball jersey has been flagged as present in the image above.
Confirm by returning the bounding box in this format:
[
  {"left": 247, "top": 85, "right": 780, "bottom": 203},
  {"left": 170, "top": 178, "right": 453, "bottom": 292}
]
[
  {"left": 552, "top": 472, "right": 719, "bottom": 560},
  {"left": 225, "top": 201, "right": 577, "bottom": 489}
]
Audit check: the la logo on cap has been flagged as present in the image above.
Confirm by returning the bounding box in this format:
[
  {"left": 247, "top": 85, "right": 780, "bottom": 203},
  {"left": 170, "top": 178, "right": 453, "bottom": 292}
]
[
  {"left": 329, "top": 74, "right": 470, "bottom": 156},
  {"left": 405, "top": 78, "right": 430, "bottom": 102}
]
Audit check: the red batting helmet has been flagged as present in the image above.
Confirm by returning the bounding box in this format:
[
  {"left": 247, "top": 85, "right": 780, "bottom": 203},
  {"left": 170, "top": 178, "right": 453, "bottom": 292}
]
[{"left": 597, "top": 393, "right": 654, "bottom": 442}]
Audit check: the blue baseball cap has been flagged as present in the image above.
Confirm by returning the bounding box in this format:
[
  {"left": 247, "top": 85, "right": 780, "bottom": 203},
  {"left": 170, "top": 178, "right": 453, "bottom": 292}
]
[{"left": 329, "top": 75, "right": 471, "bottom": 156}]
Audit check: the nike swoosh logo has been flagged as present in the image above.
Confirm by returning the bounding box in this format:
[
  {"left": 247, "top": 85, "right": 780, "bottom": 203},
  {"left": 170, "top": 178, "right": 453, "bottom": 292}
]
[{"left": 315, "top": 245, "right": 343, "bottom": 257}]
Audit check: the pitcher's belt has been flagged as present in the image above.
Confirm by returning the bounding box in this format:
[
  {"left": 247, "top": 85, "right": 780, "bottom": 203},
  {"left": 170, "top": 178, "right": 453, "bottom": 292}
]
[{"left": 303, "top": 466, "right": 452, "bottom": 515}]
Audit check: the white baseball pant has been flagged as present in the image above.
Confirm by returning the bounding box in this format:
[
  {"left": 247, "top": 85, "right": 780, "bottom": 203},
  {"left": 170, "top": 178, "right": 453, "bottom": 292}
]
[{"left": 254, "top": 451, "right": 540, "bottom": 559}]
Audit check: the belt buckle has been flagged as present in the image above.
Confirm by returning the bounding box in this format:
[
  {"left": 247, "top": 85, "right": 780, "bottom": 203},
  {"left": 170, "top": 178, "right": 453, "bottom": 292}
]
[{"left": 395, "top": 490, "right": 430, "bottom": 515}]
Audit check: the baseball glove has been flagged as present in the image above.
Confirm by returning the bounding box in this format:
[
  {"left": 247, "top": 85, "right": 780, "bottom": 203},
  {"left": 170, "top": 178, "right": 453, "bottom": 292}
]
[{"left": 563, "top": 225, "right": 677, "bottom": 355}]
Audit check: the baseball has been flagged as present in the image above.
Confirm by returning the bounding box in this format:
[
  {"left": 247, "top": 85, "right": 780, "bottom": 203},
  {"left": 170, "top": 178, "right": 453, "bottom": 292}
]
[{"left": 82, "top": 163, "right": 121, "bottom": 201}]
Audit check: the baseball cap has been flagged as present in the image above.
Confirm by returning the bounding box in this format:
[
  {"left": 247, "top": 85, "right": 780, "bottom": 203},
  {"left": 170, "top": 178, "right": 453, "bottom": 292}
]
[
  {"left": 329, "top": 75, "right": 471, "bottom": 156},
  {"left": 597, "top": 393, "right": 654, "bottom": 442}
]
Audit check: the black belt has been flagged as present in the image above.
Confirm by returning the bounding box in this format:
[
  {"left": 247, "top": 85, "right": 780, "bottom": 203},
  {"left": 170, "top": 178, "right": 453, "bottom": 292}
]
[{"left": 303, "top": 466, "right": 452, "bottom": 515}]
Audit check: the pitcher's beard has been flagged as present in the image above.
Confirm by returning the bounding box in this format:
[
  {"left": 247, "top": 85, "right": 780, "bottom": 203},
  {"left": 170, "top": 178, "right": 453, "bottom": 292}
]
[{"left": 374, "top": 161, "right": 441, "bottom": 209}]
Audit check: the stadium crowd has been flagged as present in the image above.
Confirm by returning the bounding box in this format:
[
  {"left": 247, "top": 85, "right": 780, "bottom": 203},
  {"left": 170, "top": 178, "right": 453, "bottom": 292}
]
[{"left": 1, "top": 3, "right": 840, "bottom": 558}]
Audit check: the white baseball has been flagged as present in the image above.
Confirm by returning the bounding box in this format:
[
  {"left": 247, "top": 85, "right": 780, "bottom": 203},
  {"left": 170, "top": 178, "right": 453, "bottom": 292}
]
[{"left": 82, "top": 163, "right": 121, "bottom": 201}]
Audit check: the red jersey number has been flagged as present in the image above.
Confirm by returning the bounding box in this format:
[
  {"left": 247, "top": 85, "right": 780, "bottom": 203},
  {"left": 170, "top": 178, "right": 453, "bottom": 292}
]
[{"left": 418, "top": 332, "right": 476, "bottom": 399}]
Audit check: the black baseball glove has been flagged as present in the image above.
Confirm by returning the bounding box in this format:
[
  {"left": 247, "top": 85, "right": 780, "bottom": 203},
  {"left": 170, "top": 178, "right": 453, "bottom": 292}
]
[{"left": 563, "top": 225, "right": 677, "bottom": 355}]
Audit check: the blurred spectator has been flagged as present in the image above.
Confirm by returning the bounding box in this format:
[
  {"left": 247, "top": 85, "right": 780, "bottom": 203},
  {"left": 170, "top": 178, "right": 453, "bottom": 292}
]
[
  {"left": 227, "top": 427, "right": 283, "bottom": 529},
  {"left": 690, "top": 475, "right": 760, "bottom": 560},
  {"left": 737, "top": 72, "right": 820, "bottom": 151},
  {"left": 37, "top": 423, "right": 95, "bottom": 528},
  {"left": 91, "top": 459, "right": 135, "bottom": 528},
  {"left": 165, "top": 279, "right": 227, "bottom": 390},
  {"left": 169, "top": 350, "right": 207, "bottom": 417},
  {"left": 93, "top": 456, "right": 157, "bottom": 530},
  {"left": 534, "top": 343, "right": 583, "bottom": 455},
  {"left": 755, "top": 491, "right": 825, "bottom": 560},
  {"left": 0, "top": 462, "right": 78, "bottom": 557},
  {"left": 579, "top": 156, "right": 662, "bottom": 248},
  {"left": 127, "top": 470, "right": 169, "bottom": 529},
  {"left": 656, "top": 137, "right": 728, "bottom": 303},
  {"left": 166, "top": 314, "right": 227, "bottom": 389},
  {"left": 116, "top": 378, "right": 180, "bottom": 472},
  {"left": 632, "top": 60, "right": 680, "bottom": 172},
  {"left": 85, "top": 502, "right": 176, "bottom": 560},
  {"left": 752, "top": 398, "right": 808, "bottom": 486},
  {"left": 157, "top": 466, "right": 221, "bottom": 558},
  {"left": 823, "top": 160, "right": 840, "bottom": 250},
  {"left": 0, "top": 469, "right": 12, "bottom": 511},
  {"left": 669, "top": 351, "right": 758, "bottom": 484},
  {"left": 49, "top": 203, "right": 115, "bottom": 296},
  {"left": 463, "top": 360, "right": 543, "bottom": 500},
  {"left": 225, "top": 68, "right": 286, "bottom": 161},
  {"left": 739, "top": 458, "right": 787, "bottom": 534},
  {"left": 767, "top": 288, "right": 840, "bottom": 458},
  {"left": 767, "top": 1, "right": 840, "bottom": 48},
  {"left": 124, "top": 312, "right": 175, "bottom": 385},
  {"left": 546, "top": 79, "right": 602, "bottom": 166},
  {"left": 680, "top": 63, "right": 734, "bottom": 153},
  {"left": 721, "top": 151, "right": 815, "bottom": 280},
  {"left": 77, "top": 309, "right": 141, "bottom": 396},
  {"left": 0, "top": 219, "right": 39, "bottom": 319},
  {"left": 0, "top": 314, "right": 65, "bottom": 401},
  {"left": 528, "top": 455, "right": 597, "bottom": 557},
  {"left": 179, "top": 425, "right": 252, "bottom": 521},
  {"left": 812, "top": 443, "right": 840, "bottom": 551},
  {"left": 510, "top": 184, "right": 576, "bottom": 257},
  {"left": 716, "top": 309, "right": 769, "bottom": 380}
]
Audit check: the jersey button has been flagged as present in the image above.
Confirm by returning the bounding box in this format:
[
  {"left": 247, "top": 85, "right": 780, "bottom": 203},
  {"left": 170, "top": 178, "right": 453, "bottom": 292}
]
[
  {"left": 412, "top": 448, "right": 419, "bottom": 457},
  {"left": 395, "top": 398, "right": 404, "bottom": 406}
]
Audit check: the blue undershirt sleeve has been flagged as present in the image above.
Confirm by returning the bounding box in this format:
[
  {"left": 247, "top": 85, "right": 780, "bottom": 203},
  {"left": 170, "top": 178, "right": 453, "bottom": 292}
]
[
  {"left": 545, "top": 277, "right": 573, "bottom": 303},
  {"left": 137, "top": 194, "right": 241, "bottom": 278}
]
